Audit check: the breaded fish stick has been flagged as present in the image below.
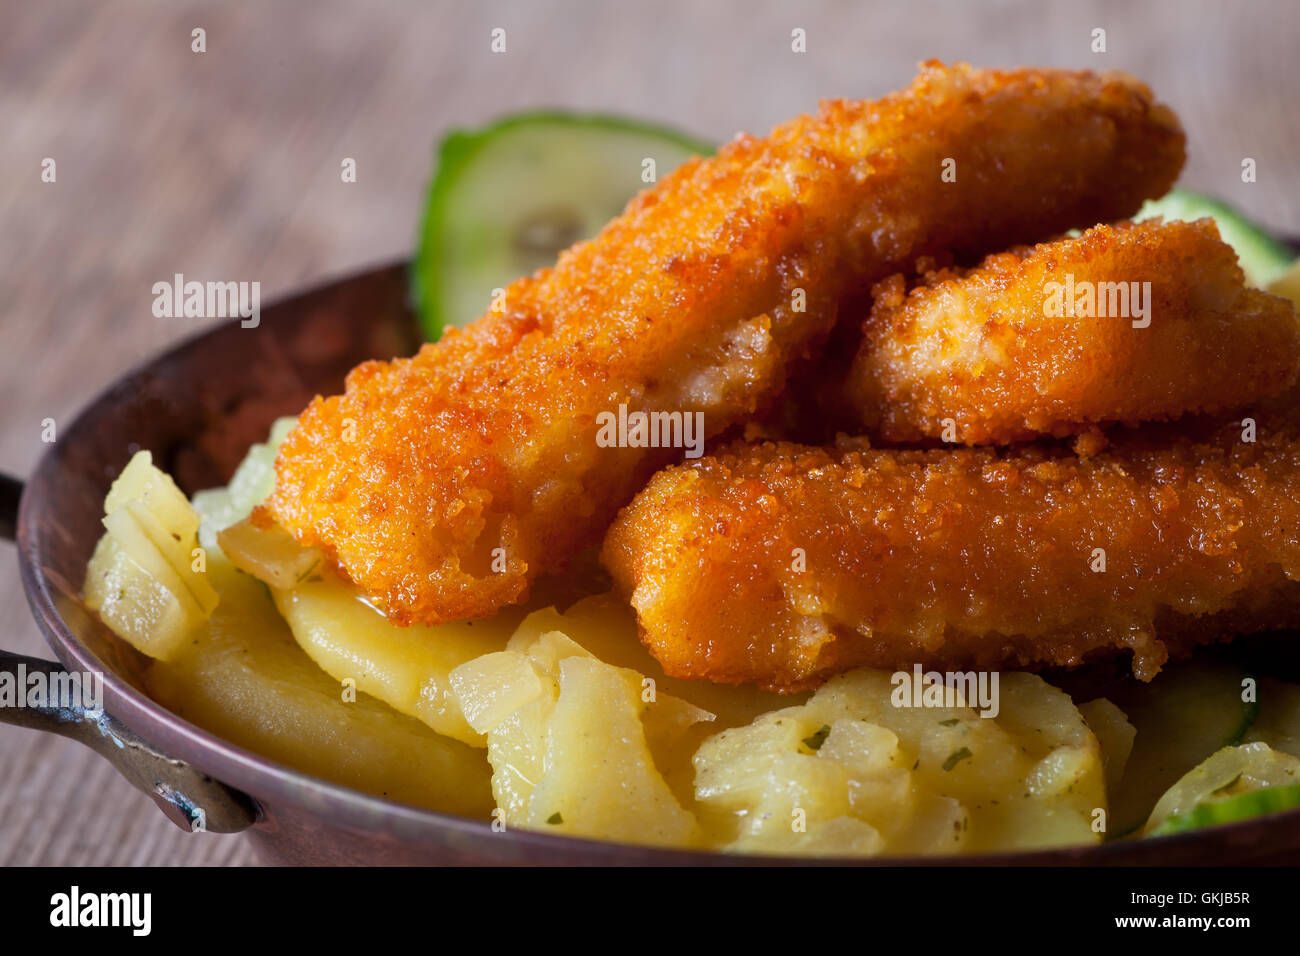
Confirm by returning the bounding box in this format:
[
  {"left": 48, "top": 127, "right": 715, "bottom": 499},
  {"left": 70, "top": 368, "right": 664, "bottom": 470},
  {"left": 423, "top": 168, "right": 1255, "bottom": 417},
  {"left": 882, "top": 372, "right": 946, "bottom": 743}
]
[
  {"left": 846, "top": 219, "right": 1300, "bottom": 444},
  {"left": 266, "top": 62, "right": 1185, "bottom": 625},
  {"left": 602, "top": 400, "right": 1300, "bottom": 692}
]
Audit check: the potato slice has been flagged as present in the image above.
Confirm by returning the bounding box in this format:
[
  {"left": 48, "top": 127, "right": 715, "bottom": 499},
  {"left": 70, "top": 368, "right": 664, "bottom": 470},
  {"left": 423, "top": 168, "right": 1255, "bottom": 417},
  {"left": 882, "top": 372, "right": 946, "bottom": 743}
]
[
  {"left": 515, "top": 594, "right": 796, "bottom": 730},
  {"left": 503, "top": 613, "right": 716, "bottom": 807},
  {"left": 219, "top": 517, "right": 322, "bottom": 590},
  {"left": 482, "top": 693, "right": 555, "bottom": 822},
  {"left": 85, "top": 450, "right": 221, "bottom": 659},
  {"left": 694, "top": 708, "right": 813, "bottom": 810},
  {"left": 736, "top": 814, "right": 886, "bottom": 858},
  {"left": 450, "top": 609, "right": 711, "bottom": 843},
  {"left": 146, "top": 556, "right": 492, "bottom": 816},
  {"left": 122, "top": 500, "right": 218, "bottom": 614},
  {"left": 449, "top": 651, "right": 545, "bottom": 736},
  {"left": 1079, "top": 697, "right": 1137, "bottom": 799},
  {"left": 523, "top": 656, "right": 700, "bottom": 847},
  {"left": 273, "top": 577, "right": 520, "bottom": 746},
  {"left": 105, "top": 450, "right": 199, "bottom": 543},
  {"left": 509, "top": 624, "right": 594, "bottom": 678},
  {"left": 84, "top": 533, "right": 204, "bottom": 661}
]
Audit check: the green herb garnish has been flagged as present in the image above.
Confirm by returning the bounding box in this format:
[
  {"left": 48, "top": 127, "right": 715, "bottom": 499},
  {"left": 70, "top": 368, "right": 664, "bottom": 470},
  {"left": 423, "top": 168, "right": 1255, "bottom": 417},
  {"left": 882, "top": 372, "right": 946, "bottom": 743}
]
[
  {"left": 942, "top": 747, "right": 973, "bottom": 772},
  {"left": 801, "top": 725, "right": 831, "bottom": 751}
]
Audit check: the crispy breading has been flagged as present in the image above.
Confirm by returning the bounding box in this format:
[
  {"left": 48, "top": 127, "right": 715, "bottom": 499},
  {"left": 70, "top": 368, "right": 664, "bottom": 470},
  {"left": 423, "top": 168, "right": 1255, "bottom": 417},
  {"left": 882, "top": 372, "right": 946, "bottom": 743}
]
[
  {"left": 601, "top": 396, "right": 1300, "bottom": 693},
  {"left": 845, "top": 219, "right": 1300, "bottom": 444},
  {"left": 265, "top": 62, "right": 1185, "bottom": 625}
]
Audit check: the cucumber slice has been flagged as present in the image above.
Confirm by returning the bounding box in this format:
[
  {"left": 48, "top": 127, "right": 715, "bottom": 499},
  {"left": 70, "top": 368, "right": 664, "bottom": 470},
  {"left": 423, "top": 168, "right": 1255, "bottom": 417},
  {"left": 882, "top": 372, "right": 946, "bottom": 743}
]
[
  {"left": 412, "top": 112, "right": 712, "bottom": 340},
  {"left": 1151, "top": 783, "right": 1300, "bottom": 835},
  {"left": 194, "top": 415, "right": 298, "bottom": 558},
  {"left": 1105, "top": 656, "right": 1259, "bottom": 837},
  {"left": 1146, "top": 743, "right": 1300, "bottom": 836},
  {"left": 1137, "top": 188, "right": 1296, "bottom": 288},
  {"left": 1243, "top": 677, "right": 1300, "bottom": 758}
]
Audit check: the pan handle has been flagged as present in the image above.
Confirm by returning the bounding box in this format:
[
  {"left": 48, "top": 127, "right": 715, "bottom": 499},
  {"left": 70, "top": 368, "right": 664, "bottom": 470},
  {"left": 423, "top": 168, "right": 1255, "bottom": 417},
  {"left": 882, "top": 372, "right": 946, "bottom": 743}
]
[{"left": 0, "top": 472, "right": 257, "bottom": 833}]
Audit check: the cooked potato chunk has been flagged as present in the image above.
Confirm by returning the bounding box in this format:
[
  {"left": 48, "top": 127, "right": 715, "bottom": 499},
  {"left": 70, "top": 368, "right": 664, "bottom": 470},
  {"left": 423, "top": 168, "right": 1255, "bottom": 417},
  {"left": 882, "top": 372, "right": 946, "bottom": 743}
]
[
  {"left": 525, "top": 657, "right": 701, "bottom": 846},
  {"left": 450, "top": 605, "right": 709, "bottom": 846},
  {"left": 84, "top": 451, "right": 217, "bottom": 660},
  {"left": 219, "top": 517, "right": 323, "bottom": 591},
  {"left": 1078, "top": 697, "right": 1137, "bottom": 799},
  {"left": 84, "top": 533, "right": 205, "bottom": 661},
  {"left": 105, "top": 449, "right": 201, "bottom": 543},
  {"left": 507, "top": 594, "right": 796, "bottom": 730},
  {"left": 694, "top": 670, "right": 1107, "bottom": 855}
]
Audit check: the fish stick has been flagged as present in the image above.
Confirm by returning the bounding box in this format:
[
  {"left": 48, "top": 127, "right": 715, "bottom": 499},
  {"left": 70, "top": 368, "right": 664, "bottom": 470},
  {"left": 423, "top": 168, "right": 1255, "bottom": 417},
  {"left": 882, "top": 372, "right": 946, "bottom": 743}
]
[
  {"left": 845, "top": 219, "right": 1300, "bottom": 445},
  {"left": 265, "top": 62, "right": 1185, "bottom": 625},
  {"left": 601, "top": 399, "right": 1300, "bottom": 693}
]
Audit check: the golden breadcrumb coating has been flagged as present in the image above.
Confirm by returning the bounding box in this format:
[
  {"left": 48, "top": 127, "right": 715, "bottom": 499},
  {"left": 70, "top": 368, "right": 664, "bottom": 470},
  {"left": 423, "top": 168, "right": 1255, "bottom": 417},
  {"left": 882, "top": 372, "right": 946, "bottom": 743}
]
[
  {"left": 265, "top": 62, "right": 1185, "bottom": 625},
  {"left": 846, "top": 219, "right": 1300, "bottom": 444},
  {"left": 602, "top": 396, "right": 1300, "bottom": 693}
]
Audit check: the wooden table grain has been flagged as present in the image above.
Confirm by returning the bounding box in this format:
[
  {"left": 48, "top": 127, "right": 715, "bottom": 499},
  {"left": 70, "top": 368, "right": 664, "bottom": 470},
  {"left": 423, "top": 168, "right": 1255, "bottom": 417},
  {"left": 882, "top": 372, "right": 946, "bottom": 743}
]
[{"left": 2, "top": 0, "right": 1297, "bottom": 866}]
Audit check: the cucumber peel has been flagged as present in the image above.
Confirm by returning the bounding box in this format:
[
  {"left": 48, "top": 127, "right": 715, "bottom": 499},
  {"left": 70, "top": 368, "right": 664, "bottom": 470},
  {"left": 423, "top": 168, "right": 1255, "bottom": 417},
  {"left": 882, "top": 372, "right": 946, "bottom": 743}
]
[
  {"left": 1137, "top": 188, "right": 1296, "bottom": 288},
  {"left": 412, "top": 112, "right": 712, "bottom": 341},
  {"left": 1144, "top": 742, "right": 1300, "bottom": 836},
  {"left": 1150, "top": 781, "right": 1300, "bottom": 836}
]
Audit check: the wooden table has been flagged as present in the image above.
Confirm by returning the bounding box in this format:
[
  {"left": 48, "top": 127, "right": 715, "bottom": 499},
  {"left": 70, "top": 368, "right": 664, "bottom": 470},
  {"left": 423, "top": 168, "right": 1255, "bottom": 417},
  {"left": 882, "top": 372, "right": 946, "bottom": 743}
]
[{"left": 2, "top": 0, "right": 1297, "bottom": 865}]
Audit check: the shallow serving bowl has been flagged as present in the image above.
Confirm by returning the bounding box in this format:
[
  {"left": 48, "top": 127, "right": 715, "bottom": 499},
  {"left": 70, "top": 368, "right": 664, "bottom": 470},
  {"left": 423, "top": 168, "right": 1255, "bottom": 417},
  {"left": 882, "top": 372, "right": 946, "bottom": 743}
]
[{"left": 5, "top": 260, "right": 1300, "bottom": 865}]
